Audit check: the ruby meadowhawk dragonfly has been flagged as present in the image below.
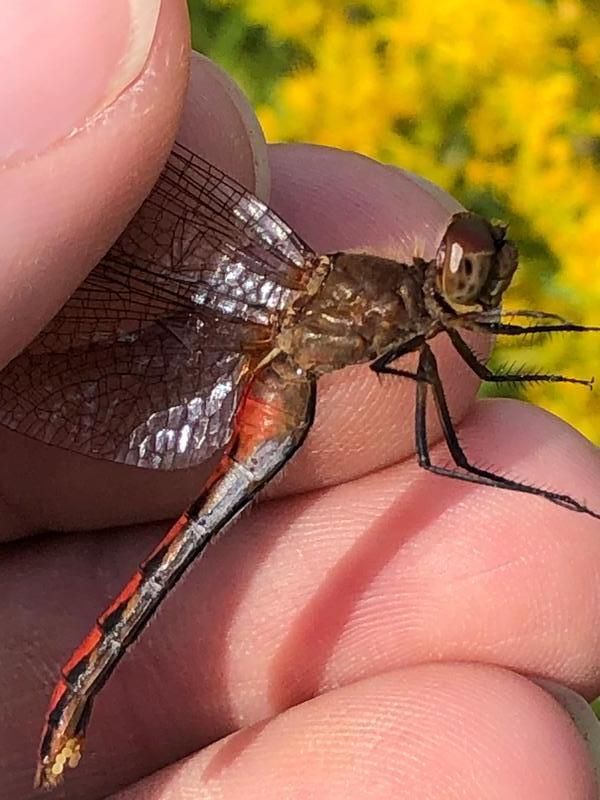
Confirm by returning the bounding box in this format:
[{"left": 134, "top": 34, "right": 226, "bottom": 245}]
[{"left": 2, "top": 143, "right": 598, "bottom": 789}]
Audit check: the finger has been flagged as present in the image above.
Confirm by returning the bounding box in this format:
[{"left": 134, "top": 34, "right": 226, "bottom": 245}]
[
  {"left": 0, "top": 0, "right": 189, "bottom": 367},
  {"left": 0, "top": 51, "right": 270, "bottom": 538},
  {"left": 5, "top": 401, "right": 600, "bottom": 796},
  {"left": 178, "top": 52, "right": 271, "bottom": 199},
  {"left": 108, "top": 666, "right": 597, "bottom": 800},
  {"left": 268, "top": 142, "right": 463, "bottom": 261}
]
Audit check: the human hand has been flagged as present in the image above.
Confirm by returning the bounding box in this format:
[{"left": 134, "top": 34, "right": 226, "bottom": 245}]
[{"left": 2, "top": 2, "right": 600, "bottom": 798}]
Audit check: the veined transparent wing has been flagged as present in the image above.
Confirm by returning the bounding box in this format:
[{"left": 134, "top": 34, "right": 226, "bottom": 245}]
[{"left": 0, "top": 142, "right": 319, "bottom": 469}]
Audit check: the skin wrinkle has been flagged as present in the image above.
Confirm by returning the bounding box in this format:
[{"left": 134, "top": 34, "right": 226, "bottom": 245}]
[{"left": 445, "top": 553, "right": 531, "bottom": 584}]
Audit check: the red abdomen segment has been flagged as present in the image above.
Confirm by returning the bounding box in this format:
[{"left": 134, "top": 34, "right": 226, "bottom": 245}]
[{"left": 35, "top": 356, "right": 315, "bottom": 789}]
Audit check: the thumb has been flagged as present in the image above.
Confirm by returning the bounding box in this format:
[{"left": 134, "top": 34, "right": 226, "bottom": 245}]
[{"left": 0, "top": 0, "right": 190, "bottom": 366}]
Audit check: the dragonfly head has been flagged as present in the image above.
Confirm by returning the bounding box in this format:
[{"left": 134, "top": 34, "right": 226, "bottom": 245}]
[{"left": 435, "top": 212, "right": 518, "bottom": 310}]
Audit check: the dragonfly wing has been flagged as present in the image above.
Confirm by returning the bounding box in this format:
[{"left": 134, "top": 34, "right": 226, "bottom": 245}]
[
  {"left": 100, "top": 140, "right": 318, "bottom": 329},
  {"left": 0, "top": 142, "right": 321, "bottom": 469},
  {"left": 0, "top": 317, "right": 251, "bottom": 470}
]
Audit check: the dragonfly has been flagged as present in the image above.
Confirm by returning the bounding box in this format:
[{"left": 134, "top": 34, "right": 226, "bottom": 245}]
[{"left": 2, "top": 143, "right": 598, "bottom": 789}]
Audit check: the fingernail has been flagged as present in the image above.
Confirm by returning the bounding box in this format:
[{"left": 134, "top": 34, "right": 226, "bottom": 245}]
[
  {"left": 535, "top": 678, "right": 600, "bottom": 792},
  {"left": 0, "top": 0, "right": 161, "bottom": 164}
]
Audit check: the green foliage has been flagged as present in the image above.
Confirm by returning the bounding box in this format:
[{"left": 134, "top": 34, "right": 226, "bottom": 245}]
[{"left": 188, "top": 0, "right": 307, "bottom": 105}]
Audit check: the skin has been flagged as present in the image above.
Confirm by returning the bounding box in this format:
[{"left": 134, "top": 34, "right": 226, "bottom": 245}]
[{"left": 2, "top": 2, "right": 600, "bottom": 798}]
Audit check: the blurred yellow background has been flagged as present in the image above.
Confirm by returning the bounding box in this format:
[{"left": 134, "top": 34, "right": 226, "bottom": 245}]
[{"left": 189, "top": 0, "right": 600, "bottom": 443}]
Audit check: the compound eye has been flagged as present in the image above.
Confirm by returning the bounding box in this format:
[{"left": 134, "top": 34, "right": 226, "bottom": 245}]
[
  {"left": 442, "top": 241, "right": 491, "bottom": 306},
  {"left": 435, "top": 212, "right": 518, "bottom": 308}
]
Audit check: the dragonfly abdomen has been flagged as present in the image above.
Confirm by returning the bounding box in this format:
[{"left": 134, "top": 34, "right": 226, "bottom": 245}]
[{"left": 35, "top": 356, "right": 316, "bottom": 788}]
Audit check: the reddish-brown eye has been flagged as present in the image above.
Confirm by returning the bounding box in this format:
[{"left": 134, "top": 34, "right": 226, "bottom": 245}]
[{"left": 436, "top": 212, "right": 518, "bottom": 309}]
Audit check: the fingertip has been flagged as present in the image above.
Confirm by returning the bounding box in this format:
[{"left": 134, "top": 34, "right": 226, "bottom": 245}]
[
  {"left": 109, "top": 666, "right": 598, "bottom": 800},
  {"left": 178, "top": 52, "right": 270, "bottom": 198},
  {"left": 267, "top": 142, "right": 464, "bottom": 259},
  {"left": 0, "top": 0, "right": 190, "bottom": 366}
]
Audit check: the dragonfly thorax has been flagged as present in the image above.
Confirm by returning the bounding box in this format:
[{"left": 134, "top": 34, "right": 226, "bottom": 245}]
[
  {"left": 276, "top": 252, "right": 425, "bottom": 376},
  {"left": 277, "top": 213, "right": 519, "bottom": 378}
]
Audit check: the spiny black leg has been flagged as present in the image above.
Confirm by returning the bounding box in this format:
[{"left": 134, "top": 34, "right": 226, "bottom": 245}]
[
  {"left": 373, "top": 366, "right": 422, "bottom": 381},
  {"left": 370, "top": 335, "right": 426, "bottom": 375},
  {"left": 409, "top": 346, "right": 475, "bottom": 470},
  {"left": 446, "top": 328, "right": 593, "bottom": 388},
  {"left": 413, "top": 358, "right": 431, "bottom": 467},
  {"left": 459, "top": 319, "right": 600, "bottom": 337},
  {"left": 372, "top": 349, "right": 434, "bottom": 458},
  {"left": 415, "top": 345, "right": 600, "bottom": 520},
  {"left": 498, "top": 310, "right": 570, "bottom": 324},
  {"left": 473, "top": 309, "right": 572, "bottom": 325}
]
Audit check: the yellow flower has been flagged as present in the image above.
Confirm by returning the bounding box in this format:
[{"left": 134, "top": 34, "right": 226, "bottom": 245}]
[{"left": 199, "top": 0, "right": 600, "bottom": 441}]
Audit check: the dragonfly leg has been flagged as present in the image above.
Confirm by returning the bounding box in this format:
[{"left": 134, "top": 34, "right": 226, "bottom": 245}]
[
  {"left": 413, "top": 344, "right": 600, "bottom": 520},
  {"left": 35, "top": 356, "right": 315, "bottom": 789},
  {"left": 446, "top": 328, "right": 593, "bottom": 388},
  {"left": 369, "top": 335, "right": 426, "bottom": 375},
  {"left": 459, "top": 318, "right": 600, "bottom": 337}
]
